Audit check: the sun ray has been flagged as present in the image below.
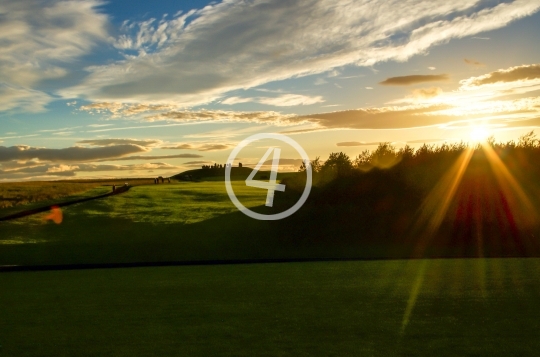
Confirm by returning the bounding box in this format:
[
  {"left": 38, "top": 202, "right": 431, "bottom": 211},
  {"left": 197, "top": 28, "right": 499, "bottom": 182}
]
[
  {"left": 400, "top": 260, "right": 428, "bottom": 335},
  {"left": 481, "top": 143, "right": 535, "bottom": 218},
  {"left": 410, "top": 148, "right": 474, "bottom": 257}
]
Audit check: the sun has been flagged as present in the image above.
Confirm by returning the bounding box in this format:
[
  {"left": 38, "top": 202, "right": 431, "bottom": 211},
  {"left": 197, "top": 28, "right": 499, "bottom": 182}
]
[{"left": 469, "top": 126, "right": 490, "bottom": 143}]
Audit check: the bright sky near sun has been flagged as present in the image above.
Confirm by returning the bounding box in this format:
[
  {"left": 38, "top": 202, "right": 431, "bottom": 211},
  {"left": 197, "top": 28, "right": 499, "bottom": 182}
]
[{"left": 1, "top": 0, "right": 540, "bottom": 181}]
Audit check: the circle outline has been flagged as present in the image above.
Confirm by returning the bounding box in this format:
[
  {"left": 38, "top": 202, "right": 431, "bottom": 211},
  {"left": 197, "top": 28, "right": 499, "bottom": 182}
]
[{"left": 225, "top": 133, "right": 312, "bottom": 221}]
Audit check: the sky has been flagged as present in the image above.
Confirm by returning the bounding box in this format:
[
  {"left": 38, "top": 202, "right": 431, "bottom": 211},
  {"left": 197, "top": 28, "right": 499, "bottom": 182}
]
[{"left": 1, "top": 0, "right": 540, "bottom": 181}]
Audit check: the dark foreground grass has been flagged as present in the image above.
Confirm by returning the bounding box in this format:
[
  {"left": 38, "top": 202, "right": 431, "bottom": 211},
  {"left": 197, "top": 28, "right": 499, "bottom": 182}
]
[{"left": 1, "top": 258, "right": 540, "bottom": 357}]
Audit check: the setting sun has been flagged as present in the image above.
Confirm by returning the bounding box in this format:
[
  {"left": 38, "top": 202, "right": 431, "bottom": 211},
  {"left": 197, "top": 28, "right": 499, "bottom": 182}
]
[{"left": 469, "top": 127, "right": 490, "bottom": 143}]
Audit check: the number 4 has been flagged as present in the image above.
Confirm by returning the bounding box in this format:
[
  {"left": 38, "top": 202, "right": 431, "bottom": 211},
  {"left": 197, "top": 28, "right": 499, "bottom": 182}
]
[{"left": 245, "top": 147, "right": 286, "bottom": 207}]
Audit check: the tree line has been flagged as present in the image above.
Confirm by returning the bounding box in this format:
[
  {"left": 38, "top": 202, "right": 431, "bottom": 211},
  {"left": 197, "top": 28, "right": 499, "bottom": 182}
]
[{"left": 276, "top": 131, "right": 540, "bottom": 259}]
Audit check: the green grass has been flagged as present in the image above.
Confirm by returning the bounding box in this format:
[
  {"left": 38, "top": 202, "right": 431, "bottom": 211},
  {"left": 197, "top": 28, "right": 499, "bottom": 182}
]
[
  {"left": 0, "top": 179, "right": 155, "bottom": 215},
  {"left": 1, "top": 258, "right": 539, "bottom": 356},
  {"left": 0, "top": 181, "right": 314, "bottom": 265}
]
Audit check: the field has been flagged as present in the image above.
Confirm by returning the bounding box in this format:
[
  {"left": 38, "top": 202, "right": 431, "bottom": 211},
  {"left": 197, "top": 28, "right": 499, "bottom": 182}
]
[
  {"left": 1, "top": 258, "right": 540, "bottom": 356},
  {"left": 0, "top": 179, "right": 333, "bottom": 266},
  {"left": 1, "top": 177, "right": 539, "bottom": 356},
  {"left": 0, "top": 179, "right": 155, "bottom": 213}
]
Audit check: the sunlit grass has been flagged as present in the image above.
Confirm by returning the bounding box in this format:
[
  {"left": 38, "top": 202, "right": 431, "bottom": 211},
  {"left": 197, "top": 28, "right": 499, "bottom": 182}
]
[
  {"left": 80, "top": 181, "right": 273, "bottom": 224},
  {"left": 0, "top": 179, "right": 154, "bottom": 216}
]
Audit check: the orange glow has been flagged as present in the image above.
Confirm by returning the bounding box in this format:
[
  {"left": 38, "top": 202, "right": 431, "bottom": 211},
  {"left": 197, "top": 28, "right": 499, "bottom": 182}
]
[{"left": 44, "top": 205, "right": 63, "bottom": 224}]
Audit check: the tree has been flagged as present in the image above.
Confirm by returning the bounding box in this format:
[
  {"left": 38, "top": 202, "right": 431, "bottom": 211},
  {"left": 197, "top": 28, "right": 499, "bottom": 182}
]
[
  {"left": 370, "top": 142, "right": 400, "bottom": 168},
  {"left": 298, "top": 156, "right": 322, "bottom": 173},
  {"left": 322, "top": 152, "right": 352, "bottom": 176},
  {"left": 353, "top": 150, "right": 372, "bottom": 170}
]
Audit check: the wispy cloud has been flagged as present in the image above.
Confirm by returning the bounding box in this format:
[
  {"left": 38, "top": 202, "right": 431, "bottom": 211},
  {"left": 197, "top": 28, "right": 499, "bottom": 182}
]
[
  {"left": 99, "top": 154, "right": 203, "bottom": 162},
  {"left": 145, "top": 110, "right": 299, "bottom": 125},
  {"left": 60, "top": 0, "right": 540, "bottom": 106},
  {"left": 0, "top": 0, "right": 109, "bottom": 112},
  {"left": 464, "top": 58, "right": 485, "bottom": 67},
  {"left": 460, "top": 63, "right": 540, "bottom": 88},
  {"left": 222, "top": 94, "right": 324, "bottom": 107},
  {"left": 163, "top": 143, "right": 233, "bottom": 152},
  {"left": 411, "top": 87, "right": 443, "bottom": 99},
  {"left": 77, "top": 138, "right": 163, "bottom": 147},
  {"left": 0, "top": 162, "right": 180, "bottom": 179}
]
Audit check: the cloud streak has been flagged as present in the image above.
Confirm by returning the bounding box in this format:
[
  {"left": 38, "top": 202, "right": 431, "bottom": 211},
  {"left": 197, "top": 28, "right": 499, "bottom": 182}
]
[
  {"left": 460, "top": 63, "right": 540, "bottom": 88},
  {"left": 379, "top": 74, "right": 449, "bottom": 86},
  {"left": 77, "top": 138, "right": 163, "bottom": 147},
  {"left": 163, "top": 143, "right": 233, "bottom": 152},
  {"left": 222, "top": 94, "right": 325, "bottom": 107},
  {"left": 0, "top": 144, "right": 147, "bottom": 162}
]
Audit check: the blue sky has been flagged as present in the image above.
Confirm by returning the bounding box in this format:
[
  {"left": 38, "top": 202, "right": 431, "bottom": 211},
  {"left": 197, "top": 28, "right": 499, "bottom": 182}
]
[{"left": 1, "top": 0, "right": 540, "bottom": 181}]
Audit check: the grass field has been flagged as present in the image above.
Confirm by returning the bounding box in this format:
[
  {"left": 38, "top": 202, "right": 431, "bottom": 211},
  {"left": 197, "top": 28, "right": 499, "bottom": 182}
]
[
  {"left": 0, "top": 179, "right": 155, "bottom": 213},
  {"left": 0, "top": 181, "right": 311, "bottom": 265},
  {"left": 1, "top": 258, "right": 539, "bottom": 356},
  {"left": 1, "top": 177, "right": 540, "bottom": 356}
]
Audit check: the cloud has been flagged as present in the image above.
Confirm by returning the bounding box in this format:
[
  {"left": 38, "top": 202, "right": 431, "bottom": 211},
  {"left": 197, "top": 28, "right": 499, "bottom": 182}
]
[
  {"left": 113, "top": 85, "right": 540, "bottom": 132},
  {"left": 0, "top": 0, "right": 109, "bottom": 112},
  {"left": 336, "top": 138, "right": 444, "bottom": 146},
  {"left": 336, "top": 142, "right": 379, "bottom": 147},
  {"left": 198, "top": 144, "right": 232, "bottom": 152},
  {"left": 222, "top": 94, "right": 324, "bottom": 107},
  {"left": 97, "top": 154, "right": 203, "bottom": 162},
  {"left": 221, "top": 97, "right": 253, "bottom": 105},
  {"left": 460, "top": 63, "right": 540, "bottom": 88},
  {"left": 76, "top": 162, "right": 180, "bottom": 172},
  {"left": 464, "top": 58, "right": 485, "bottom": 67},
  {"left": 257, "top": 94, "right": 324, "bottom": 106},
  {"left": 79, "top": 102, "right": 179, "bottom": 117},
  {"left": 163, "top": 143, "right": 233, "bottom": 152},
  {"left": 145, "top": 109, "right": 299, "bottom": 125},
  {"left": 0, "top": 84, "right": 52, "bottom": 112},
  {"left": 163, "top": 144, "right": 194, "bottom": 150},
  {"left": 221, "top": 94, "right": 324, "bottom": 106},
  {"left": 77, "top": 138, "right": 163, "bottom": 147},
  {"left": 298, "top": 104, "right": 457, "bottom": 129},
  {"left": 379, "top": 74, "right": 449, "bottom": 86},
  {"left": 411, "top": 87, "right": 443, "bottom": 99},
  {"left": 87, "top": 124, "right": 114, "bottom": 128},
  {"left": 0, "top": 162, "right": 180, "bottom": 179},
  {"left": 60, "top": 0, "right": 540, "bottom": 106},
  {"left": 0, "top": 144, "right": 147, "bottom": 162}
]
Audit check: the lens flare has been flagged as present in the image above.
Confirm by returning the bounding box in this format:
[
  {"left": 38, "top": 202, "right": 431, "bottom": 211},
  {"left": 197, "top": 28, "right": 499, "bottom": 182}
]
[{"left": 44, "top": 205, "right": 63, "bottom": 224}]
